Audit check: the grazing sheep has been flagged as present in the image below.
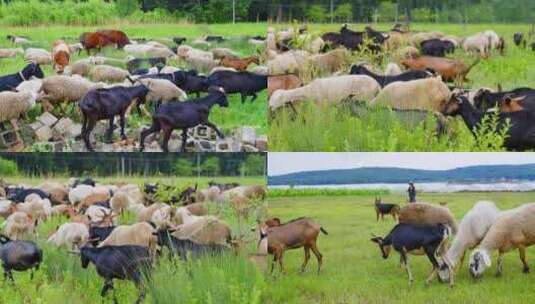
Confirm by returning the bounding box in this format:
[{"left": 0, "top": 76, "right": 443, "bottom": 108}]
[
  {"left": 68, "top": 60, "right": 92, "bottom": 77},
  {"left": 184, "top": 56, "right": 220, "bottom": 72},
  {"left": 462, "top": 33, "right": 491, "bottom": 57},
  {"left": 118, "top": 184, "right": 144, "bottom": 206},
  {"left": 150, "top": 205, "right": 175, "bottom": 229},
  {"left": 267, "top": 50, "right": 309, "bottom": 75},
  {"left": 7, "top": 35, "right": 31, "bottom": 45},
  {"left": 370, "top": 77, "right": 452, "bottom": 112},
  {"left": 384, "top": 63, "right": 402, "bottom": 76},
  {"left": 268, "top": 74, "right": 302, "bottom": 98},
  {"left": 3, "top": 212, "right": 35, "bottom": 240},
  {"left": 306, "top": 49, "right": 351, "bottom": 75},
  {"left": 68, "top": 185, "right": 95, "bottom": 205},
  {"left": 437, "top": 201, "right": 501, "bottom": 284},
  {"left": 211, "top": 48, "right": 240, "bottom": 60},
  {"left": 176, "top": 45, "right": 213, "bottom": 60},
  {"left": 398, "top": 202, "right": 458, "bottom": 234},
  {"left": 52, "top": 40, "right": 71, "bottom": 74},
  {"left": 131, "top": 78, "right": 188, "bottom": 114},
  {"left": 47, "top": 222, "right": 89, "bottom": 250},
  {"left": 24, "top": 48, "right": 52, "bottom": 65},
  {"left": 185, "top": 202, "right": 208, "bottom": 216},
  {"left": 297, "top": 35, "right": 325, "bottom": 54},
  {"left": 124, "top": 44, "right": 176, "bottom": 59},
  {"left": 99, "top": 222, "right": 158, "bottom": 256},
  {"left": 221, "top": 185, "right": 266, "bottom": 201},
  {"left": 69, "top": 43, "right": 84, "bottom": 54},
  {"left": 136, "top": 203, "right": 167, "bottom": 222},
  {"left": 79, "top": 191, "right": 111, "bottom": 211},
  {"left": 50, "top": 204, "right": 73, "bottom": 217},
  {"left": 85, "top": 205, "right": 113, "bottom": 227},
  {"left": 172, "top": 216, "right": 231, "bottom": 246},
  {"left": 469, "top": 203, "right": 535, "bottom": 278},
  {"left": 0, "top": 48, "right": 23, "bottom": 59},
  {"left": 0, "top": 90, "right": 38, "bottom": 145},
  {"left": 110, "top": 190, "right": 130, "bottom": 215},
  {"left": 39, "top": 182, "right": 68, "bottom": 205},
  {"left": 394, "top": 46, "right": 420, "bottom": 61},
  {"left": 90, "top": 65, "right": 129, "bottom": 83},
  {"left": 38, "top": 75, "right": 104, "bottom": 112},
  {"left": 269, "top": 75, "right": 381, "bottom": 113},
  {"left": 11, "top": 200, "right": 47, "bottom": 222},
  {"left": 15, "top": 78, "right": 42, "bottom": 95}
]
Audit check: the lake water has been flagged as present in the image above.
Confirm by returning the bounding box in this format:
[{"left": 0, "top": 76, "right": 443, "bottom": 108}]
[{"left": 269, "top": 181, "right": 535, "bottom": 193}]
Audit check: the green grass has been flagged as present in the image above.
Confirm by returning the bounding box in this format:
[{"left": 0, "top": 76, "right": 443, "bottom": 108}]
[
  {"left": 0, "top": 23, "right": 268, "bottom": 151},
  {"left": 269, "top": 23, "right": 535, "bottom": 152},
  {"left": 268, "top": 191, "right": 535, "bottom": 303},
  {"left": 0, "top": 175, "right": 268, "bottom": 303}
]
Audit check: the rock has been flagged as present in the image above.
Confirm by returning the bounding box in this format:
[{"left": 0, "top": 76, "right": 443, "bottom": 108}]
[
  {"left": 0, "top": 130, "right": 17, "bottom": 148},
  {"left": 66, "top": 123, "right": 82, "bottom": 138},
  {"left": 241, "top": 144, "right": 259, "bottom": 152},
  {"left": 167, "top": 138, "right": 182, "bottom": 152},
  {"left": 195, "top": 139, "right": 215, "bottom": 152},
  {"left": 238, "top": 126, "right": 256, "bottom": 145},
  {"left": 37, "top": 112, "right": 58, "bottom": 127},
  {"left": 35, "top": 126, "right": 53, "bottom": 142},
  {"left": 70, "top": 141, "right": 86, "bottom": 152},
  {"left": 255, "top": 135, "right": 268, "bottom": 151},
  {"left": 216, "top": 138, "right": 241, "bottom": 152},
  {"left": 51, "top": 141, "right": 64, "bottom": 152},
  {"left": 194, "top": 125, "right": 215, "bottom": 140},
  {"left": 29, "top": 121, "right": 43, "bottom": 132},
  {"left": 52, "top": 118, "right": 74, "bottom": 140}
]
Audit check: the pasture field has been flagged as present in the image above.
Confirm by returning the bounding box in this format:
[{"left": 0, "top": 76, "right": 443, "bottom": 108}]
[
  {"left": 268, "top": 191, "right": 535, "bottom": 303},
  {"left": 269, "top": 23, "right": 535, "bottom": 152},
  {"left": 0, "top": 23, "right": 268, "bottom": 152},
  {"left": 0, "top": 175, "right": 268, "bottom": 304}
]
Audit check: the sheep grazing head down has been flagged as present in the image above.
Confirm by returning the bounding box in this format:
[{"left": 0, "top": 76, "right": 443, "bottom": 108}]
[{"left": 469, "top": 249, "right": 491, "bottom": 278}]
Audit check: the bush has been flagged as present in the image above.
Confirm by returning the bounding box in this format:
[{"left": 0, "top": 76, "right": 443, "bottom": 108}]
[
  {"left": 333, "top": 3, "right": 353, "bottom": 23},
  {"left": 377, "top": 2, "right": 396, "bottom": 22},
  {"left": 173, "top": 159, "right": 195, "bottom": 176},
  {"left": 116, "top": 0, "right": 139, "bottom": 17},
  {"left": 411, "top": 7, "right": 436, "bottom": 22},
  {"left": 0, "top": 158, "right": 18, "bottom": 176},
  {"left": 306, "top": 5, "right": 327, "bottom": 23},
  {"left": 241, "top": 155, "right": 265, "bottom": 176},
  {"left": 202, "top": 157, "right": 221, "bottom": 176}
]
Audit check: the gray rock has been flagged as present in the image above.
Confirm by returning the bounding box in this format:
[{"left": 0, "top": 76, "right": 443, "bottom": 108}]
[
  {"left": 66, "top": 123, "right": 82, "bottom": 138},
  {"left": 195, "top": 139, "right": 215, "bottom": 152},
  {"left": 29, "top": 121, "right": 43, "bottom": 132},
  {"left": 255, "top": 135, "right": 268, "bottom": 151},
  {"left": 238, "top": 126, "right": 256, "bottom": 145},
  {"left": 37, "top": 112, "right": 58, "bottom": 127},
  {"left": 35, "top": 126, "right": 53, "bottom": 142},
  {"left": 241, "top": 144, "right": 259, "bottom": 152},
  {"left": 216, "top": 138, "right": 241, "bottom": 152},
  {"left": 167, "top": 138, "right": 182, "bottom": 152}
]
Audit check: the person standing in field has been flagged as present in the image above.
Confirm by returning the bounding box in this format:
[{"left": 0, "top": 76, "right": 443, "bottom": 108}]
[{"left": 407, "top": 182, "right": 416, "bottom": 203}]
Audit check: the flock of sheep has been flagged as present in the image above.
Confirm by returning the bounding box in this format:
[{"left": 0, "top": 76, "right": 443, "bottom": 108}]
[
  {"left": 267, "top": 23, "right": 535, "bottom": 151},
  {"left": 0, "top": 178, "right": 267, "bottom": 302},
  {"left": 0, "top": 29, "right": 269, "bottom": 151}
]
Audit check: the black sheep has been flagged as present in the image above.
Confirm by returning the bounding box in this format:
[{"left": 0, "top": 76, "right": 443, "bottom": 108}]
[
  {"left": 206, "top": 71, "right": 267, "bottom": 103},
  {"left": 79, "top": 245, "right": 152, "bottom": 304},
  {"left": 420, "top": 39, "right": 455, "bottom": 57},
  {"left": 79, "top": 84, "right": 149, "bottom": 151},
  {"left": 0, "top": 235, "right": 42, "bottom": 282},
  {"left": 0, "top": 63, "right": 44, "bottom": 92},
  {"left": 139, "top": 86, "right": 228, "bottom": 152},
  {"left": 349, "top": 64, "right": 434, "bottom": 88},
  {"left": 72, "top": 177, "right": 96, "bottom": 187},
  {"left": 5, "top": 187, "right": 49, "bottom": 203}
]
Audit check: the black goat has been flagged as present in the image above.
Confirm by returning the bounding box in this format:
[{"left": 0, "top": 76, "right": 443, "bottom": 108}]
[
  {"left": 153, "top": 229, "right": 228, "bottom": 260},
  {"left": 443, "top": 96, "right": 535, "bottom": 151},
  {"left": 0, "top": 235, "right": 42, "bottom": 282},
  {"left": 5, "top": 187, "right": 49, "bottom": 203},
  {"left": 88, "top": 226, "right": 115, "bottom": 246},
  {"left": 179, "top": 72, "right": 209, "bottom": 98},
  {"left": 79, "top": 245, "right": 152, "bottom": 304},
  {"left": 178, "top": 183, "right": 197, "bottom": 204},
  {"left": 72, "top": 177, "right": 96, "bottom": 187},
  {"left": 474, "top": 87, "right": 535, "bottom": 112},
  {"left": 126, "top": 57, "right": 166, "bottom": 74},
  {"left": 79, "top": 84, "right": 149, "bottom": 151},
  {"left": 205, "top": 35, "right": 225, "bottom": 43},
  {"left": 173, "top": 36, "right": 187, "bottom": 45},
  {"left": 0, "top": 63, "right": 44, "bottom": 92},
  {"left": 144, "top": 182, "right": 159, "bottom": 195},
  {"left": 514, "top": 32, "right": 526, "bottom": 48},
  {"left": 370, "top": 223, "right": 451, "bottom": 286},
  {"left": 374, "top": 197, "right": 400, "bottom": 221},
  {"left": 208, "top": 180, "right": 240, "bottom": 191},
  {"left": 139, "top": 86, "right": 228, "bottom": 152},
  {"left": 420, "top": 39, "right": 455, "bottom": 57},
  {"left": 206, "top": 71, "right": 267, "bottom": 103},
  {"left": 349, "top": 64, "right": 434, "bottom": 88}
]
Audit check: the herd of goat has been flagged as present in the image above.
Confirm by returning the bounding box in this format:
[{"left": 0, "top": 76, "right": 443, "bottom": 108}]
[
  {"left": 0, "top": 29, "right": 268, "bottom": 151},
  {"left": 263, "top": 198, "right": 535, "bottom": 288},
  {"left": 0, "top": 178, "right": 267, "bottom": 303},
  {"left": 267, "top": 23, "right": 535, "bottom": 151}
]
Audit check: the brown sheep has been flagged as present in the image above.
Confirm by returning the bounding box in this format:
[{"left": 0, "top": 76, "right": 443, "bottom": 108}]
[
  {"left": 78, "top": 192, "right": 110, "bottom": 211},
  {"left": 221, "top": 56, "right": 259, "bottom": 71},
  {"left": 185, "top": 202, "right": 208, "bottom": 216},
  {"left": 268, "top": 74, "right": 302, "bottom": 98},
  {"left": 400, "top": 56, "right": 480, "bottom": 82},
  {"left": 398, "top": 202, "right": 458, "bottom": 234},
  {"left": 51, "top": 40, "right": 70, "bottom": 74},
  {"left": 40, "top": 182, "right": 68, "bottom": 205}
]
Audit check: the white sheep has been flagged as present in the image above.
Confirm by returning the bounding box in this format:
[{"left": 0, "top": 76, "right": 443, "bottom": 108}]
[
  {"left": 0, "top": 48, "right": 23, "bottom": 59},
  {"left": 370, "top": 77, "right": 452, "bottom": 112},
  {"left": 462, "top": 33, "right": 489, "bottom": 56},
  {"left": 269, "top": 75, "right": 381, "bottom": 112},
  {"left": 110, "top": 190, "right": 130, "bottom": 215},
  {"left": 24, "top": 48, "right": 52, "bottom": 65},
  {"left": 184, "top": 55, "right": 220, "bottom": 72},
  {"left": 437, "top": 201, "right": 501, "bottom": 285},
  {"left": 68, "top": 43, "right": 84, "bottom": 54},
  {"left": 47, "top": 222, "right": 89, "bottom": 250},
  {"left": 172, "top": 216, "right": 231, "bottom": 246},
  {"left": 125, "top": 44, "right": 176, "bottom": 59},
  {"left": 384, "top": 63, "right": 402, "bottom": 76},
  {"left": 297, "top": 34, "right": 325, "bottom": 54},
  {"left": 469, "top": 203, "right": 535, "bottom": 278},
  {"left": 267, "top": 50, "right": 309, "bottom": 75},
  {"left": 176, "top": 45, "right": 213, "bottom": 60},
  {"left": 85, "top": 205, "right": 113, "bottom": 226},
  {"left": 0, "top": 90, "right": 37, "bottom": 144},
  {"left": 160, "top": 66, "right": 180, "bottom": 74},
  {"left": 3, "top": 211, "right": 35, "bottom": 240},
  {"left": 483, "top": 30, "right": 501, "bottom": 50},
  {"left": 118, "top": 184, "right": 144, "bottom": 205},
  {"left": 0, "top": 199, "right": 12, "bottom": 217},
  {"left": 306, "top": 49, "right": 350, "bottom": 75},
  {"left": 16, "top": 78, "right": 43, "bottom": 95},
  {"left": 38, "top": 75, "right": 104, "bottom": 112},
  {"left": 99, "top": 222, "right": 158, "bottom": 255},
  {"left": 68, "top": 185, "right": 95, "bottom": 205},
  {"left": 90, "top": 65, "right": 129, "bottom": 83},
  {"left": 211, "top": 48, "right": 240, "bottom": 60},
  {"left": 138, "top": 78, "right": 187, "bottom": 103}
]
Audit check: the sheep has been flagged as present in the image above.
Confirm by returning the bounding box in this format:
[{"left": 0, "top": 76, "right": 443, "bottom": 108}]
[
  {"left": 79, "top": 191, "right": 111, "bottom": 211},
  {"left": 137, "top": 203, "right": 167, "bottom": 222},
  {"left": 52, "top": 40, "right": 71, "bottom": 74},
  {"left": 118, "top": 184, "right": 144, "bottom": 205},
  {"left": 69, "top": 43, "right": 84, "bottom": 54},
  {"left": 267, "top": 50, "right": 309, "bottom": 75},
  {"left": 15, "top": 78, "right": 42, "bottom": 95},
  {"left": 90, "top": 65, "right": 129, "bottom": 83},
  {"left": 211, "top": 48, "right": 240, "bottom": 60},
  {"left": 50, "top": 204, "right": 73, "bottom": 217},
  {"left": 7, "top": 35, "right": 31, "bottom": 45},
  {"left": 483, "top": 30, "right": 502, "bottom": 50},
  {"left": 110, "top": 190, "right": 130, "bottom": 215},
  {"left": 37, "top": 75, "right": 104, "bottom": 113},
  {"left": 88, "top": 56, "right": 126, "bottom": 66},
  {"left": 197, "top": 186, "right": 221, "bottom": 202},
  {"left": 85, "top": 205, "right": 113, "bottom": 226},
  {"left": 47, "top": 222, "right": 89, "bottom": 250},
  {"left": 68, "top": 185, "right": 95, "bottom": 205},
  {"left": 394, "top": 46, "right": 420, "bottom": 61},
  {"left": 11, "top": 200, "right": 47, "bottom": 222},
  {"left": 3, "top": 212, "right": 35, "bottom": 240},
  {"left": 469, "top": 203, "right": 535, "bottom": 278},
  {"left": 398, "top": 202, "right": 458, "bottom": 234},
  {"left": 384, "top": 63, "right": 402, "bottom": 76},
  {"left": 298, "top": 35, "right": 325, "bottom": 54},
  {"left": 184, "top": 56, "right": 220, "bottom": 72},
  {"left": 437, "top": 201, "right": 501, "bottom": 284},
  {"left": 124, "top": 44, "right": 176, "bottom": 59},
  {"left": 0, "top": 90, "right": 38, "bottom": 145},
  {"left": 99, "top": 222, "right": 158, "bottom": 256},
  {"left": 150, "top": 205, "right": 175, "bottom": 229},
  {"left": 268, "top": 74, "right": 302, "bottom": 98},
  {"left": 370, "top": 77, "right": 452, "bottom": 112},
  {"left": 0, "top": 200, "right": 12, "bottom": 218},
  {"left": 269, "top": 75, "right": 381, "bottom": 113},
  {"left": 221, "top": 185, "right": 266, "bottom": 201},
  {"left": 305, "top": 49, "right": 351, "bottom": 75},
  {"left": 176, "top": 45, "right": 213, "bottom": 60},
  {"left": 0, "top": 48, "right": 23, "bottom": 59},
  {"left": 462, "top": 33, "right": 490, "bottom": 57},
  {"left": 24, "top": 48, "right": 52, "bottom": 65},
  {"left": 68, "top": 60, "right": 92, "bottom": 77},
  {"left": 409, "top": 31, "right": 444, "bottom": 46},
  {"left": 172, "top": 216, "right": 231, "bottom": 246},
  {"left": 39, "top": 181, "right": 68, "bottom": 205}
]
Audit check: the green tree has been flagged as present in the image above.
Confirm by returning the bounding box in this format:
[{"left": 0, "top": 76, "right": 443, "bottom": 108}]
[
  {"left": 377, "top": 2, "right": 396, "bottom": 22},
  {"left": 0, "top": 158, "right": 18, "bottom": 176},
  {"left": 333, "top": 3, "right": 353, "bottom": 23},
  {"left": 173, "top": 159, "right": 194, "bottom": 176},
  {"left": 306, "top": 4, "right": 327, "bottom": 22},
  {"left": 242, "top": 154, "right": 265, "bottom": 176},
  {"left": 201, "top": 157, "right": 220, "bottom": 176},
  {"left": 116, "top": 0, "right": 139, "bottom": 17}
]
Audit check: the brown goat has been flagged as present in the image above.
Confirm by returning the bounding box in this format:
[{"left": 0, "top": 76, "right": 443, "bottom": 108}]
[
  {"left": 52, "top": 40, "right": 70, "bottom": 74},
  {"left": 264, "top": 217, "right": 327, "bottom": 274},
  {"left": 221, "top": 56, "right": 259, "bottom": 71},
  {"left": 400, "top": 56, "right": 480, "bottom": 82},
  {"left": 268, "top": 74, "right": 302, "bottom": 98}
]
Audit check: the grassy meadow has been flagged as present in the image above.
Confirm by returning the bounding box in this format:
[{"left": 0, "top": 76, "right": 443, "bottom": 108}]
[
  {"left": 0, "top": 175, "right": 268, "bottom": 304},
  {"left": 268, "top": 191, "right": 535, "bottom": 303},
  {"left": 0, "top": 23, "right": 268, "bottom": 151},
  {"left": 269, "top": 23, "right": 535, "bottom": 152}
]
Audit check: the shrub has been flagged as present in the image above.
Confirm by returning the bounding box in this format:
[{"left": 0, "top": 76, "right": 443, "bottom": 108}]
[
  {"left": 116, "top": 0, "right": 139, "bottom": 17},
  {"left": 0, "top": 158, "right": 18, "bottom": 176},
  {"left": 306, "top": 5, "right": 327, "bottom": 23},
  {"left": 333, "top": 3, "right": 353, "bottom": 23},
  {"left": 377, "top": 2, "right": 396, "bottom": 22},
  {"left": 173, "top": 159, "right": 195, "bottom": 176}
]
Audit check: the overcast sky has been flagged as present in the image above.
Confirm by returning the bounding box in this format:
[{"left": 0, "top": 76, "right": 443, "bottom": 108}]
[{"left": 268, "top": 153, "right": 535, "bottom": 176}]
